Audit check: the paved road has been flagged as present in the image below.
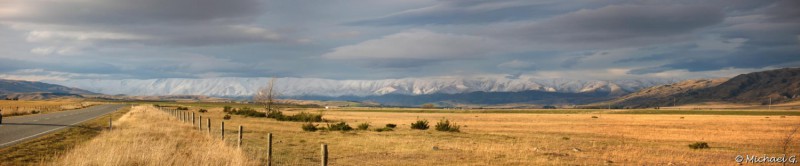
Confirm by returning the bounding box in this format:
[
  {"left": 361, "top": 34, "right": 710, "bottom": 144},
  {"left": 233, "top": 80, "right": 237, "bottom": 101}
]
[{"left": 0, "top": 104, "right": 126, "bottom": 148}]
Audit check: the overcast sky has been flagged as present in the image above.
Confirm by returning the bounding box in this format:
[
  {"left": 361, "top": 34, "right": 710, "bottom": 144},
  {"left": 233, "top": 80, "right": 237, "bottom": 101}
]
[{"left": 0, "top": 0, "right": 798, "bottom": 81}]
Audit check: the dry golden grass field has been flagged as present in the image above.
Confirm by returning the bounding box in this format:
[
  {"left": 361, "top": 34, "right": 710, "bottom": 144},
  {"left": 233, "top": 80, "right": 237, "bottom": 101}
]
[
  {"left": 145, "top": 104, "right": 800, "bottom": 166},
  {"left": 51, "top": 105, "right": 256, "bottom": 166}
]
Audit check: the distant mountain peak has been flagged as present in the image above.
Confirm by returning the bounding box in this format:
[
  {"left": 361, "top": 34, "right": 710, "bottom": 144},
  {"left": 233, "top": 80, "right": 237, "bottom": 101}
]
[{"left": 45, "top": 77, "right": 672, "bottom": 97}]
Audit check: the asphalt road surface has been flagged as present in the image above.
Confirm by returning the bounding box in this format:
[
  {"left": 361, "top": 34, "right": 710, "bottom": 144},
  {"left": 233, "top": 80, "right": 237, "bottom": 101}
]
[{"left": 0, "top": 104, "right": 126, "bottom": 148}]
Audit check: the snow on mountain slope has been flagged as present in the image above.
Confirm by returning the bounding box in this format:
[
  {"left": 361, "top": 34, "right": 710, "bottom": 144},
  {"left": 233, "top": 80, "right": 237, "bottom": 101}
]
[{"left": 45, "top": 76, "right": 672, "bottom": 97}]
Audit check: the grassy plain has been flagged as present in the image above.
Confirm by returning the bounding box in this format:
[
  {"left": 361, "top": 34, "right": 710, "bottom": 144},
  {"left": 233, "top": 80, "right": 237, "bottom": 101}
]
[{"left": 166, "top": 104, "right": 800, "bottom": 165}]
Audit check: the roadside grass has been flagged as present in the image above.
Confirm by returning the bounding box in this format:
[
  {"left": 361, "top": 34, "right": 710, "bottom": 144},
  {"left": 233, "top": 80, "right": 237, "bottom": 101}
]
[
  {"left": 0, "top": 105, "right": 130, "bottom": 165},
  {"left": 50, "top": 105, "right": 257, "bottom": 166}
]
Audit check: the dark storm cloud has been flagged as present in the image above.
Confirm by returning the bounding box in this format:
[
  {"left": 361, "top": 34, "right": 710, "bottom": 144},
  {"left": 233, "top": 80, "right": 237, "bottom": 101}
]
[
  {"left": 497, "top": 4, "right": 724, "bottom": 48},
  {"left": 632, "top": 46, "right": 800, "bottom": 74},
  {"left": 626, "top": 0, "right": 800, "bottom": 74}
]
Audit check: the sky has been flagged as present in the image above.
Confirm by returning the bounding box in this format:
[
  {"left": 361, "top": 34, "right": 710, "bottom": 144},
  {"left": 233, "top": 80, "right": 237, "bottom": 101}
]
[{"left": 0, "top": 0, "right": 798, "bottom": 81}]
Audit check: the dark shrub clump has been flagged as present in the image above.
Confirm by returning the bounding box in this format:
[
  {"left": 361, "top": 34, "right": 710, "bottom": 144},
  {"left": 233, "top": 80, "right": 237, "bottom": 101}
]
[
  {"left": 228, "top": 107, "right": 266, "bottom": 117},
  {"left": 435, "top": 119, "right": 460, "bottom": 132},
  {"left": 357, "top": 122, "right": 370, "bottom": 130},
  {"left": 267, "top": 111, "right": 323, "bottom": 122},
  {"left": 302, "top": 123, "right": 318, "bottom": 132},
  {"left": 198, "top": 109, "right": 208, "bottom": 113},
  {"left": 375, "top": 128, "right": 393, "bottom": 132},
  {"left": 411, "top": 120, "right": 429, "bottom": 130},
  {"left": 385, "top": 123, "right": 397, "bottom": 128},
  {"left": 223, "top": 106, "right": 233, "bottom": 113},
  {"left": 223, "top": 114, "right": 231, "bottom": 120},
  {"left": 327, "top": 122, "right": 353, "bottom": 131},
  {"left": 177, "top": 107, "right": 189, "bottom": 110},
  {"left": 688, "top": 142, "right": 709, "bottom": 149}
]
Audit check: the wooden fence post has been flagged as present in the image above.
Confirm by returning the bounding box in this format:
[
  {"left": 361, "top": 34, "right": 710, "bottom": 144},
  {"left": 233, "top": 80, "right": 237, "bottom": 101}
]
[
  {"left": 207, "top": 118, "right": 211, "bottom": 133},
  {"left": 321, "top": 144, "right": 328, "bottom": 166},
  {"left": 198, "top": 115, "right": 202, "bottom": 130},
  {"left": 238, "top": 125, "right": 243, "bottom": 149},
  {"left": 221, "top": 121, "right": 225, "bottom": 140},
  {"left": 191, "top": 112, "right": 195, "bottom": 124},
  {"left": 108, "top": 117, "right": 112, "bottom": 131},
  {"left": 267, "top": 133, "right": 273, "bottom": 166}
]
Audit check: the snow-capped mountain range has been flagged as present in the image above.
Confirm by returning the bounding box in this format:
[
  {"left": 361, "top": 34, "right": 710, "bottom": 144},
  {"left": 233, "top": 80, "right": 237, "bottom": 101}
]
[{"left": 45, "top": 76, "right": 674, "bottom": 97}]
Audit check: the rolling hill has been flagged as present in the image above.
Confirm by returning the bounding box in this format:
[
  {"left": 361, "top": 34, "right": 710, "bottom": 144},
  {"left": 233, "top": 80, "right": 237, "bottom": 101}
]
[
  {"left": 604, "top": 68, "right": 800, "bottom": 108},
  {"left": 0, "top": 79, "right": 96, "bottom": 100}
]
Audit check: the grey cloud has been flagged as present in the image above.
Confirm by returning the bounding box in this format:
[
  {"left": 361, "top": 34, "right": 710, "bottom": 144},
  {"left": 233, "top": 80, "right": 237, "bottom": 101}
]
[
  {"left": 496, "top": 4, "right": 724, "bottom": 49},
  {"left": 0, "top": 0, "right": 296, "bottom": 51},
  {"left": 628, "top": 46, "right": 800, "bottom": 75},
  {"left": 0, "top": 0, "right": 262, "bottom": 25},
  {"left": 348, "top": 0, "right": 584, "bottom": 26}
]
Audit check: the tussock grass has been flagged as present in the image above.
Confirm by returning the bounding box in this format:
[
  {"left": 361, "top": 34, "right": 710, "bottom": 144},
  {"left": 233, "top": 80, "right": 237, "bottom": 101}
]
[{"left": 51, "top": 105, "right": 256, "bottom": 166}]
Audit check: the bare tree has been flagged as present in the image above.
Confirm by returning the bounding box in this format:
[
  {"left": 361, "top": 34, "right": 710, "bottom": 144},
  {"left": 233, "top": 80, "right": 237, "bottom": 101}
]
[{"left": 254, "top": 77, "right": 279, "bottom": 114}]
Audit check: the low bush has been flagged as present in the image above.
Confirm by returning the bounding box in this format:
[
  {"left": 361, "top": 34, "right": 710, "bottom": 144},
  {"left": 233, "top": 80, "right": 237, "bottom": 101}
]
[
  {"left": 177, "top": 107, "right": 189, "bottom": 110},
  {"left": 267, "top": 111, "right": 323, "bottom": 122},
  {"left": 223, "top": 115, "right": 231, "bottom": 120},
  {"left": 198, "top": 109, "right": 208, "bottom": 113},
  {"left": 228, "top": 107, "right": 266, "bottom": 117},
  {"left": 385, "top": 123, "right": 397, "bottom": 128},
  {"left": 358, "top": 122, "right": 370, "bottom": 130},
  {"left": 302, "top": 123, "right": 318, "bottom": 132},
  {"left": 435, "top": 119, "right": 460, "bottom": 132},
  {"left": 562, "top": 137, "right": 570, "bottom": 140},
  {"left": 411, "top": 120, "right": 429, "bottom": 130},
  {"left": 327, "top": 122, "right": 353, "bottom": 131},
  {"left": 223, "top": 106, "right": 232, "bottom": 113},
  {"left": 688, "top": 142, "right": 709, "bottom": 149},
  {"left": 30, "top": 110, "right": 41, "bottom": 114},
  {"left": 375, "top": 127, "right": 393, "bottom": 132},
  {"left": 591, "top": 116, "right": 599, "bottom": 119}
]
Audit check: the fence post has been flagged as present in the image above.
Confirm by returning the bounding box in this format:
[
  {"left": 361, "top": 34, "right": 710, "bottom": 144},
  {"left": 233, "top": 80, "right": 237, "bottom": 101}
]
[
  {"left": 321, "top": 144, "right": 328, "bottom": 166},
  {"left": 108, "top": 117, "right": 112, "bottom": 131},
  {"left": 238, "top": 125, "right": 243, "bottom": 149},
  {"left": 267, "top": 133, "right": 273, "bottom": 166},
  {"left": 221, "top": 121, "right": 225, "bottom": 140},
  {"left": 198, "top": 115, "right": 202, "bottom": 130},
  {"left": 191, "top": 112, "right": 195, "bottom": 124},
  {"left": 207, "top": 118, "right": 211, "bottom": 133}
]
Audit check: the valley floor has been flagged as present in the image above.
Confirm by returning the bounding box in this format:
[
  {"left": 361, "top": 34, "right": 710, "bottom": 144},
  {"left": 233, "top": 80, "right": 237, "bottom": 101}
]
[{"left": 181, "top": 105, "right": 800, "bottom": 165}]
